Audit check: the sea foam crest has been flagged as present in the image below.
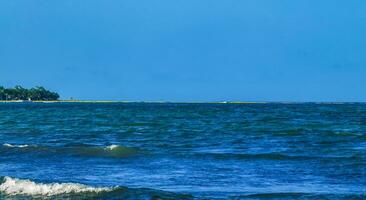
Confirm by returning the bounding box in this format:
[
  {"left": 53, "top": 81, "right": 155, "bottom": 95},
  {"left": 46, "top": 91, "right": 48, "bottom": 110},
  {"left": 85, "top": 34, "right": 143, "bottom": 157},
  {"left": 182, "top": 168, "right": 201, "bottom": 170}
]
[
  {"left": 3, "top": 143, "right": 29, "bottom": 148},
  {"left": 105, "top": 144, "right": 120, "bottom": 150},
  {"left": 0, "top": 177, "right": 113, "bottom": 196}
]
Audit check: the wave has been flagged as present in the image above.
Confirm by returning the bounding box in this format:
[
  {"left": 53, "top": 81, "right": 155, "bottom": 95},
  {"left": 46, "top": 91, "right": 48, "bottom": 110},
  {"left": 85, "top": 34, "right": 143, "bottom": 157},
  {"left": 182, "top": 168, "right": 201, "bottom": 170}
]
[
  {"left": 3, "top": 143, "right": 29, "bottom": 148},
  {"left": 0, "top": 176, "right": 193, "bottom": 199},
  {"left": 193, "top": 152, "right": 365, "bottom": 161},
  {"left": 76, "top": 144, "right": 139, "bottom": 158},
  {"left": 1, "top": 143, "right": 139, "bottom": 158},
  {"left": 190, "top": 152, "right": 310, "bottom": 160},
  {"left": 235, "top": 192, "right": 366, "bottom": 199},
  {"left": 0, "top": 176, "right": 112, "bottom": 197}
]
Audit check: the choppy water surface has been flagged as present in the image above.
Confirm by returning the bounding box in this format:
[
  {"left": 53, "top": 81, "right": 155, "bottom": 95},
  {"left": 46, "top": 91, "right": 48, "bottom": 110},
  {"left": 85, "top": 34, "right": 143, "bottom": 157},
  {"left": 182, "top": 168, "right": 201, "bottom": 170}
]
[{"left": 0, "top": 103, "right": 365, "bottom": 199}]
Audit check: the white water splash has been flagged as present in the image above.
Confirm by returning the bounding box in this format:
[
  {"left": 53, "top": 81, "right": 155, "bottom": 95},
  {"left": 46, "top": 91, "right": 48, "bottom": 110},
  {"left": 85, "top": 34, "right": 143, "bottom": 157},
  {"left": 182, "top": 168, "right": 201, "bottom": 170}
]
[
  {"left": 0, "top": 177, "right": 113, "bottom": 196},
  {"left": 3, "top": 143, "right": 29, "bottom": 148},
  {"left": 105, "top": 145, "right": 120, "bottom": 150}
]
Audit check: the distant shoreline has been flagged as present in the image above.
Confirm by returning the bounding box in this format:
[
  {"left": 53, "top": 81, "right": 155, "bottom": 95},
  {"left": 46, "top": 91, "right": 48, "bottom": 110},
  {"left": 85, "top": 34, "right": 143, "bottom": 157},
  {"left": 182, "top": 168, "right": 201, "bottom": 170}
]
[
  {"left": 0, "top": 100, "right": 363, "bottom": 104},
  {"left": 0, "top": 100, "right": 266, "bottom": 104}
]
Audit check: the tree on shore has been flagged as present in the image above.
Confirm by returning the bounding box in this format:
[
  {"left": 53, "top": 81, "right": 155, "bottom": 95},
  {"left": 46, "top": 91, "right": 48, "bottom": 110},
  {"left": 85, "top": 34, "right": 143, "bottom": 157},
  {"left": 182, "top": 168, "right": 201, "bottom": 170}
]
[
  {"left": 0, "top": 85, "right": 59, "bottom": 101},
  {"left": 0, "top": 86, "right": 5, "bottom": 100}
]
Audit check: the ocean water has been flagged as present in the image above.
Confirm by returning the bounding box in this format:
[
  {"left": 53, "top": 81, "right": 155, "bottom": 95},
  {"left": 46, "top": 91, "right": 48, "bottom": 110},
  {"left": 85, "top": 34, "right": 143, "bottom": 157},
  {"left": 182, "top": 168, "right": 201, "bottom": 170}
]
[{"left": 0, "top": 103, "right": 365, "bottom": 200}]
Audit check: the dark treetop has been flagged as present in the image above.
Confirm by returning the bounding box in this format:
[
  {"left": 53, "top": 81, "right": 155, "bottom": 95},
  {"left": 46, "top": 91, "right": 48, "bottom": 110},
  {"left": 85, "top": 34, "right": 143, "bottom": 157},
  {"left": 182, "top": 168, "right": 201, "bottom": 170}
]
[{"left": 0, "top": 85, "right": 59, "bottom": 101}]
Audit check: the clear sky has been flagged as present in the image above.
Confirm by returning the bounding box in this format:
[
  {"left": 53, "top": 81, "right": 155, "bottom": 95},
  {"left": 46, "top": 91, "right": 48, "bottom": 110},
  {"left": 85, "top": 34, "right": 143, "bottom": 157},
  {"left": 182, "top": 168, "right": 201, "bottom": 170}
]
[{"left": 1, "top": 1, "right": 365, "bottom": 102}]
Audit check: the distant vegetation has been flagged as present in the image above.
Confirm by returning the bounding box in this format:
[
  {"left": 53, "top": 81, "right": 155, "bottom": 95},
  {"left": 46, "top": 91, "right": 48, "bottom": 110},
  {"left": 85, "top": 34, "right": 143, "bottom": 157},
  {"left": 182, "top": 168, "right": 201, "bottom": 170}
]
[{"left": 0, "top": 86, "right": 59, "bottom": 101}]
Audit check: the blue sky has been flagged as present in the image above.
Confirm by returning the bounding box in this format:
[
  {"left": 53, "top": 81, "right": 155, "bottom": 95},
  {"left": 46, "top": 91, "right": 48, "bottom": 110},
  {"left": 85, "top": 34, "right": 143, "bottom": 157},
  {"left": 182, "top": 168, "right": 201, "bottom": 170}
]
[{"left": 0, "top": 0, "right": 365, "bottom": 101}]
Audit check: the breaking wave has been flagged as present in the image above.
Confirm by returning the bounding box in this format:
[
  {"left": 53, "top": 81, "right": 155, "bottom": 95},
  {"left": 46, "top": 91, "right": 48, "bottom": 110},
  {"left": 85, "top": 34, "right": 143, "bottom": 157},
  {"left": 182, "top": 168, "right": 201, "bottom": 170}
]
[
  {"left": 0, "top": 176, "right": 193, "bottom": 199},
  {"left": 0, "top": 176, "right": 113, "bottom": 197}
]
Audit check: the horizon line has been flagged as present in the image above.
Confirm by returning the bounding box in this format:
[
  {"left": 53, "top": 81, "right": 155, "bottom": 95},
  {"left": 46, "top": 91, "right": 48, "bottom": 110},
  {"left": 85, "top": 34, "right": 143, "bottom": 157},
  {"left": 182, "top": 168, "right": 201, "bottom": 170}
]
[{"left": 0, "top": 100, "right": 365, "bottom": 104}]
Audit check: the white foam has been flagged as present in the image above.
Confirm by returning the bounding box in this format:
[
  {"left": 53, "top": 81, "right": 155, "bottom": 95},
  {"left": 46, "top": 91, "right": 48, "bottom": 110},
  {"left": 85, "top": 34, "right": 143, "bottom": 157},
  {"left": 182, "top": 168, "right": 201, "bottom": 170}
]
[
  {"left": 105, "top": 145, "right": 120, "bottom": 150},
  {"left": 3, "top": 143, "right": 29, "bottom": 148},
  {"left": 0, "top": 177, "right": 113, "bottom": 196}
]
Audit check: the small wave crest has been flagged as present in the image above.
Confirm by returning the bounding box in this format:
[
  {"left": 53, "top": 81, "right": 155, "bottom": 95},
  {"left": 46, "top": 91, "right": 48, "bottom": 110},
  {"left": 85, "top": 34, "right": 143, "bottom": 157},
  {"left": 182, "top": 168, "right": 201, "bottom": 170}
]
[
  {"left": 1, "top": 143, "right": 139, "bottom": 158},
  {"left": 74, "top": 144, "right": 139, "bottom": 158},
  {"left": 3, "top": 143, "right": 29, "bottom": 148},
  {"left": 0, "top": 176, "right": 113, "bottom": 197}
]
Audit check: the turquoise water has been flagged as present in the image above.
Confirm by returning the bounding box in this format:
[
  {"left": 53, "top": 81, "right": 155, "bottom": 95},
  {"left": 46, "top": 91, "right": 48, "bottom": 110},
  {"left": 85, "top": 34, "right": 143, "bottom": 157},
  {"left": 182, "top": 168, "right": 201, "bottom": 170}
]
[{"left": 0, "top": 103, "right": 365, "bottom": 199}]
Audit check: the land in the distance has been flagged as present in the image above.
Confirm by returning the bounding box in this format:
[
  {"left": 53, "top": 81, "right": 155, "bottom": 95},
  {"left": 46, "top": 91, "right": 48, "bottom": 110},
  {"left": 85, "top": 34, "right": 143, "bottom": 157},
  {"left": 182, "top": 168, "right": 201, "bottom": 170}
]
[
  {"left": 0, "top": 100, "right": 265, "bottom": 104},
  {"left": 0, "top": 85, "right": 59, "bottom": 101},
  {"left": 0, "top": 86, "right": 360, "bottom": 104}
]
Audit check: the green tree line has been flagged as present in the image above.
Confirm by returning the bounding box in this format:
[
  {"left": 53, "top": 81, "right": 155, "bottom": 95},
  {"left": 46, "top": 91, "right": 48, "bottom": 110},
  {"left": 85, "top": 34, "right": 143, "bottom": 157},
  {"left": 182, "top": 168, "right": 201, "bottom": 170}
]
[{"left": 0, "top": 85, "right": 60, "bottom": 101}]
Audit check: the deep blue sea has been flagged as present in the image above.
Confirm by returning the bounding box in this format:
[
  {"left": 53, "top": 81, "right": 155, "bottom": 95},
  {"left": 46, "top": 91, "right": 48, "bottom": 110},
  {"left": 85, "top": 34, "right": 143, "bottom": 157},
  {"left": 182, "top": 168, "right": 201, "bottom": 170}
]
[{"left": 0, "top": 103, "right": 365, "bottom": 199}]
